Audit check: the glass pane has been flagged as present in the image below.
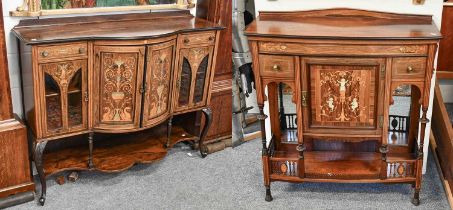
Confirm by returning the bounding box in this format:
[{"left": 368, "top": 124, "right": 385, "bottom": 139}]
[
  {"left": 193, "top": 56, "right": 209, "bottom": 103},
  {"left": 178, "top": 58, "right": 191, "bottom": 106},
  {"left": 42, "top": 0, "right": 177, "bottom": 9},
  {"left": 45, "top": 74, "right": 62, "bottom": 131},
  {"left": 277, "top": 83, "right": 297, "bottom": 143},
  {"left": 388, "top": 84, "right": 419, "bottom": 146},
  {"left": 68, "top": 70, "right": 83, "bottom": 127}
]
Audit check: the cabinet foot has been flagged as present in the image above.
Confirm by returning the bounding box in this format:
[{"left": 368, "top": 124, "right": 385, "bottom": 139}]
[
  {"left": 199, "top": 108, "right": 212, "bottom": 158},
  {"left": 412, "top": 190, "right": 420, "bottom": 206},
  {"left": 34, "top": 141, "right": 47, "bottom": 206},
  {"left": 38, "top": 197, "right": 45, "bottom": 206},
  {"left": 265, "top": 186, "right": 273, "bottom": 202}
]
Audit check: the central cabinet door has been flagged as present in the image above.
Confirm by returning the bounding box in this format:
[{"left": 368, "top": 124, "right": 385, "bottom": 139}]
[
  {"left": 173, "top": 46, "right": 214, "bottom": 113},
  {"left": 142, "top": 40, "right": 176, "bottom": 127},
  {"left": 302, "top": 57, "right": 385, "bottom": 134},
  {"left": 93, "top": 46, "right": 145, "bottom": 130}
]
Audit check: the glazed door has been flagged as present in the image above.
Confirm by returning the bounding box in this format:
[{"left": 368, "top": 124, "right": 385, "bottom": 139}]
[
  {"left": 39, "top": 59, "right": 88, "bottom": 137},
  {"left": 173, "top": 46, "right": 214, "bottom": 113},
  {"left": 93, "top": 46, "right": 145, "bottom": 130},
  {"left": 301, "top": 57, "right": 385, "bottom": 135},
  {"left": 142, "top": 40, "right": 176, "bottom": 127}
]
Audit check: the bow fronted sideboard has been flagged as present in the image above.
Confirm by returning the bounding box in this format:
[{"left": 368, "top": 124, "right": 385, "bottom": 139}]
[
  {"left": 13, "top": 11, "right": 223, "bottom": 205},
  {"left": 245, "top": 8, "right": 441, "bottom": 205}
]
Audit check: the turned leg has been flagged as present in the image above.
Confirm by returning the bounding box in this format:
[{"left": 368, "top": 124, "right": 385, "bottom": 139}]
[
  {"left": 34, "top": 141, "right": 48, "bottom": 206},
  {"left": 166, "top": 116, "right": 173, "bottom": 148},
  {"left": 199, "top": 107, "right": 213, "bottom": 158},
  {"left": 88, "top": 132, "right": 94, "bottom": 169},
  {"left": 265, "top": 185, "right": 273, "bottom": 202}
]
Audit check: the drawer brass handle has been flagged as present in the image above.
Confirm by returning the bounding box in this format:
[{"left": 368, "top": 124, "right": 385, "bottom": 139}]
[
  {"left": 184, "top": 38, "right": 190, "bottom": 44},
  {"left": 407, "top": 66, "right": 414, "bottom": 73},
  {"left": 79, "top": 48, "right": 86, "bottom": 54},
  {"left": 208, "top": 36, "right": 215, "bottom": 41},
  {"left": 41, "top": 51, "right": 49, "bottom": 57},
  {"left": 399, "top": 47, "right": 417, "bottom": 54},
  {"left": 272, "top": 64, "right": 281, "bottom": 71}
]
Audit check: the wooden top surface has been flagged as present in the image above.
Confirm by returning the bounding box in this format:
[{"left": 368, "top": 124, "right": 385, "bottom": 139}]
[
  {"left": 245, "top": 8, "right": 441, "bottom": 40},
  {"left": 12, "top": 11, "right": 223, "bottom": 45}
]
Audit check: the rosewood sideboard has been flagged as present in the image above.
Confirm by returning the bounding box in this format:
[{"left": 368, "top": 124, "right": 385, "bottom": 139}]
[
  {"left": 13, "top": 11, "right": 223, "bottom": 205},
  {"left": 245, "top": 9, "right": 441, "bottom": 205}
]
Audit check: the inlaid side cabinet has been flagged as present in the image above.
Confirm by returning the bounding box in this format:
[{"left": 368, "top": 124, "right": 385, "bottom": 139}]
[
  {"left": 245, "top": 9, "right": 441, "bottom": 205},
  {"left": 13, "top": 11, "right": 223, "bottom": 205}
]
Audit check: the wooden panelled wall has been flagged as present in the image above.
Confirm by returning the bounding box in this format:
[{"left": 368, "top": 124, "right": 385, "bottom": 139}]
[{"left": 196, "top": 0, "right": 232, "bottom": 144}]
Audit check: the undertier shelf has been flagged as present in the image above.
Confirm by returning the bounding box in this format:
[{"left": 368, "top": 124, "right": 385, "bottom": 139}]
[
  {"left": 43, "top": 126, "right": 197, "bottom": 176},
  {"left": 270, "top": 151, "right": 416, "bottom": 181}
]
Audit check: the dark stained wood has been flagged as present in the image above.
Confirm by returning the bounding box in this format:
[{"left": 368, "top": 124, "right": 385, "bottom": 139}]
[
  {"left": 0, "top": 119, "right": 35, "bottom": 199},
  {"left": 0, "top": 1, "right": 13, "bottom": 121},
  {"left": 0, "top": 0, "right": 35, "bottom": 204},
  {"left": 245, "top": 8, "right": 441, "bottom": 40},
  {"left": 437, "top": 5, "right": 453, "bottom": 76},
  {"left": 12, "top": 11, "right": 224, "bottom": 45},
  {"left": 247, "top": 9, "right": 440, "bottom": 204}
]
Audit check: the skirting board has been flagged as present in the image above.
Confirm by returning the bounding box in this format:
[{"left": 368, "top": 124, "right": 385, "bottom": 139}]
[{"left": 0, "top": 191, "right": 35, "bottom": 209}]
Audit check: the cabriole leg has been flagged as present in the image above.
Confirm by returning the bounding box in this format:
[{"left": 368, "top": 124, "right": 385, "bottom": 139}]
[
  {"left": 34, "top": 141, "right": 48, "bottom": 206},
  {"left": 88, "top": 132, "right": 94, "bottom": 169},
  {"left": 166, "top": 116, "right": 173, "bottom": 148},
  {"left": 199, "top": 108, "right": 213, "bottom": 158}
]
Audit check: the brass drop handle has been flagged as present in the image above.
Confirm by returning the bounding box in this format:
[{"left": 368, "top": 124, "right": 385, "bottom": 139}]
[
  {"left": 42, "top": 51, "right": 49, "bottom": 57},
  {"left": 272, "top": 64, "right": 281, "bottom": 71},
  {"left": 79, "top": 48, "right": 86, "bottom": 54},
  {"left": 184, "top": 38, "right": 190, "bottom": 44},
  {"left": 407, "top": 66, "right": 414, "bottom": 73}
]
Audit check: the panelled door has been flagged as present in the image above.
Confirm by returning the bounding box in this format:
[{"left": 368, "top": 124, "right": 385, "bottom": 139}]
[
  {"left": 173, "top": 46, "right": 214, "bottom": 113},
  {"left": 39, "top": 59, "right": 88, "bottom": 137},
  {"left": 93, "top": 45, "right": 145, "bottom": 130},
  {"left": 301, "top": 57, "right": 385, "bottom": 135},
  {"left": 142, "top": 40, "right": 176, "bottom": 127}
]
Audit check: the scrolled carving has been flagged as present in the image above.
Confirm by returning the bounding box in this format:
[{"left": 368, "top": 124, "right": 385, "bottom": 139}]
[
  {"left": 148, "top": 46, "right": 173, "bottom": 119},
  {"left": 101, "top": 52, "right": 138, "bottom": 122}
]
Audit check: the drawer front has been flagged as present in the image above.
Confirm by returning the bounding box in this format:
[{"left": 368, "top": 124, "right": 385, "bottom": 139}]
[
  {"left": 179, "top": 31, "right": 216, "bottom": 47},
  {"left": 37, "top": 42, "right": 88, "bottom": 62},
  {"left": 259, "top": 42, "right": 428, "bottom": 56},
  {"left": 392, "top": 57, "right": 427, "bottom": 79},
  {"left": 259, "top": 55, "right": 295, "bottom": 78}
]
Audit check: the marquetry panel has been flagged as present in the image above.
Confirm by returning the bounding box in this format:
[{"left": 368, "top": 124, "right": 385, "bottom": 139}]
[
  {"left": 39, "top": 59, "right": 88, "bottom": 137},
  {"left": 143, "top": 40, "right": 175, "bottom": 127},
  {"left": 387, "top": 161, "right": 416, "bottom": 178},
  {"left": 259, "top": 42, "right": 428, "bottom": 56},
  {"left": 271, "top": 160, "right": 298, "bottom": 177},
  {"left": 174, "top": 46, "right": 214, "bottom": 113},
  {"left": 308, "top": 64, "right": 378, "bottom": 129},
  {"left": 94, "top": 46, "right": 145, "bottom": 129}
]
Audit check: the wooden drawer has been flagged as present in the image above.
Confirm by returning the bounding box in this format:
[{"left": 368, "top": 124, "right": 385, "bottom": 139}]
[
  {"left": 180, "top": 31, "right": 216, "bottom": 47},
  {"left": 259, "top": 55, "right": 295, "bottom": 78},
  {"left": 37, "top": 42, "right": 88, "bottom": 62},
  {"left": 259, "top": 42, "right": 428, "bottom": 56},
  {"left": 392, "top": 57, "right": 427, "bottom": 79}
]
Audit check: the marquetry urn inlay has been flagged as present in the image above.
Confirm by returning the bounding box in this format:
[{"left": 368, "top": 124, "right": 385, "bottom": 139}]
[{"left": 101, "top": 53, "right": 138, "bottom": 122}]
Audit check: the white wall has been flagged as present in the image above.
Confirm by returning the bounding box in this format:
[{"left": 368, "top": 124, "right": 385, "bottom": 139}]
[
  {"left": 253, "top": 0, "right": 444, "bottom": 174},
  {"left": 2, "top": 0, "right": 197, "bottom": 118}
]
